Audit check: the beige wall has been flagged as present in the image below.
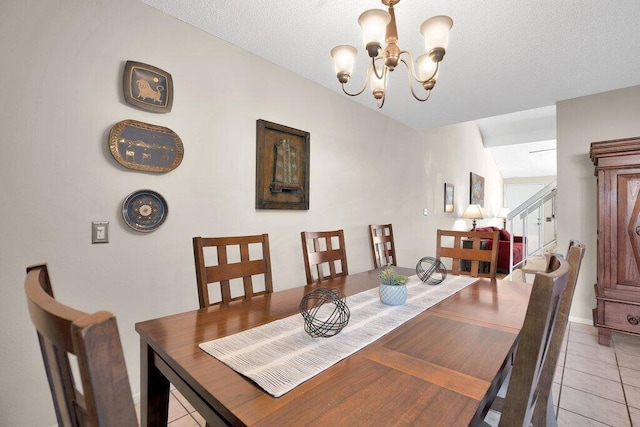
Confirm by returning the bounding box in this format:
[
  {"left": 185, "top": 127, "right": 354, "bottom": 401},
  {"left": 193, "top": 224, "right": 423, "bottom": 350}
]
[
  {"left": 0, "top": 0, "right": 502, "bottom": 425},
  {"left": 557, "top": 84, "right": 640, "bottom": 324}
]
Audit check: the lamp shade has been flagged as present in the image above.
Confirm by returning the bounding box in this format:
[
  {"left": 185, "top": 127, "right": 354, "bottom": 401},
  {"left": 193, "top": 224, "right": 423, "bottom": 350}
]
[
  {"left": 420, "top": 15, "right": 453, "bottom": 53},
  {"left": 358, "top": 9, "right": 391, "bottom": 47},
  {"left": 416, "top": 54, "right": 439, "bottom": 81},
  {"left": 331, "top": 45, "right": 357, "bottom": 75},
  {"left": 370, "top": 69, "right": 385, "bottom": 97},
  {"left": 462, "top": 204, "right": 484, "bottom": 220}
]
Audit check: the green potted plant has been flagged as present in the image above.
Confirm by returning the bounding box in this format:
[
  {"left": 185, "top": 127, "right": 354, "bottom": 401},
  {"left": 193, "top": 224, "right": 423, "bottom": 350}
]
[{"left": 378, "top": 265, "right": 408, "bottom": 305}]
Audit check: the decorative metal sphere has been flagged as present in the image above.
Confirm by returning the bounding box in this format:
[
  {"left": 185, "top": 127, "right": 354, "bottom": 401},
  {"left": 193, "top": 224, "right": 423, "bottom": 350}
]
[
  {"left": 299, "top": 288, "right": 350, "bottom": 338},
  {"left": 416, "top": 257, "right": 447, "bottom": 285}
]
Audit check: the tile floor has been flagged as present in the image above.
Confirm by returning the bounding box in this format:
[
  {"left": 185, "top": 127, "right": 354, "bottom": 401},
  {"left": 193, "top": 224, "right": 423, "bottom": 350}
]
[
  {"left": 134, "top": 322, "right": 640, "bottom": 426},
  {"left": 554, "top": 322, "right": 640, "bottom": 426},
  {"left": 135, "top": 388, "right": 206, "bottom": 426}
]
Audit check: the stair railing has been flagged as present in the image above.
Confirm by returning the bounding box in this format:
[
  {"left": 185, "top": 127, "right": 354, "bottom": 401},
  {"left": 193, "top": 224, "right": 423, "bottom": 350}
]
[{"left": 505, "top": 180, "right": 557, "bottom": 275}]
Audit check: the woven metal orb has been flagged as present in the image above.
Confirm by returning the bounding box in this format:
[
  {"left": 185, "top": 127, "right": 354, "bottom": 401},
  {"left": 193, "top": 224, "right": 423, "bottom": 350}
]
[
  {"left": 299, "top": 288, "right": 350, "bottom": 338},
  {"left": 416, "top": 257, "right": 447, "bottom": 285}
]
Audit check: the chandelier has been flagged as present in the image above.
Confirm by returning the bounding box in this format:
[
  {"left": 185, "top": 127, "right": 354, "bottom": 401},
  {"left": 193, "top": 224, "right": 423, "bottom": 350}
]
[{"left": 330, "top": 0, "right": 453, "bottom": 108}]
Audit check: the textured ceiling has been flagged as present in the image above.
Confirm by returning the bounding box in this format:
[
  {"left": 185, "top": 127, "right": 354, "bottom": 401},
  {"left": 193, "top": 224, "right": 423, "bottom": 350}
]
[{"left": 141, "top": 0, "right": 640, "bottom": 131}]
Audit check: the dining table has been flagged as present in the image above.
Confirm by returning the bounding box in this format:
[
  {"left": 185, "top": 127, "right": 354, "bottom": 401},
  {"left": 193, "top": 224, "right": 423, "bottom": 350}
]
[{"left": 135, "top": 268, "right": 532, "bottom": 426}]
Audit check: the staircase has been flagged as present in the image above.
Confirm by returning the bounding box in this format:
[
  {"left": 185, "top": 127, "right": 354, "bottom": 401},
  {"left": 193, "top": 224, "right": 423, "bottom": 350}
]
[{"left": 505, "top": 180, "right": 557, "bottom": 277}]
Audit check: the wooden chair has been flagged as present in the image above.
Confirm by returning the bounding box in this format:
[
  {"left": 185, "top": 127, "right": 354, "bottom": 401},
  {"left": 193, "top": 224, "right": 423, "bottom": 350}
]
[
  {"left": 193, "top": 234, "right": 273, "bottom": 308},
  {"left": 301, "top": 229, "right": 349, "bottom": 284},
  {"left": 530, "top": 241, "right": 586, "bottom": 426},
  {"left": 482, "top": 242, "right": 586, "bottom": 426},
  {"left": 436, "top": 229, "right": 499, "bottom": 279},
  {"left": 24, "top": 264, "right": 137, "bottom": 427},
  {"left": 369, "top": 224, "right": 397, "bottom": 268},
  {"left": 491, "top": 255, "right": 570, "bottom": 426}
]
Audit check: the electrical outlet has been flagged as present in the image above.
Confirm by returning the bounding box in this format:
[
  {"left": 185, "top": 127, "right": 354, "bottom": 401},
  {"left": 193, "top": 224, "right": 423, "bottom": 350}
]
[
  {"left": 92, "top": 221, "right": 109, "bottom": 244},
  {"left": 423, "top": 208, "right": 428, "bottom": 216}
]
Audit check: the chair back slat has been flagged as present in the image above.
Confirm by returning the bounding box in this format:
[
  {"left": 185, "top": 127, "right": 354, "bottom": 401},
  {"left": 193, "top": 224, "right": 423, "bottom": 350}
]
[
  {"left": 369, "top": 224, "right": 397, "bottom": 268},
  {"left": 205, "top": 260, "right": 267, "bottom": 284},
  {"left": 193, "top": 234, "right": 273, "bottom": 308},
  {"left": 499, "top": 255, "right": 570, "bottom": 426},
  {"left": 24, "top": 264, "right": 137, "bottom": 427},
  {"left": 436, "top": 229, "right": 499, "bottom": 279},
  {"left": 301, "top": 230, "right": 349, "bottom": 284}
]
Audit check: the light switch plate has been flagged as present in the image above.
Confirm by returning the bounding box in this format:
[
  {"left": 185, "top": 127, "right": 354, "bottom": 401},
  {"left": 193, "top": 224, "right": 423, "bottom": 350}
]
[{"left": 92, "top": 221, "right": 109, "bottom": 244}]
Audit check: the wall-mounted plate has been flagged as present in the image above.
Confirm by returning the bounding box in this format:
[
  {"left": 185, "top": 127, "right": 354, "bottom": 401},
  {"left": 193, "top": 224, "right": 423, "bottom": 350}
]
[
  {"left": 109, "top": 119, "right": 184, "bottom": 173},
  {"left": 123, "top": 60, "right": 173, "bottom": 113},
  {"left": 122, "top": 189, "right": 168, "bottom": 232}
]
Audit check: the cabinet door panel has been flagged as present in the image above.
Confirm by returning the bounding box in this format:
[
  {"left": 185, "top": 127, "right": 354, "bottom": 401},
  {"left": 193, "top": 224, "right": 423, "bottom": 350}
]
[{"left": 617, "top": 173, "right": 640, "bottom": 288}]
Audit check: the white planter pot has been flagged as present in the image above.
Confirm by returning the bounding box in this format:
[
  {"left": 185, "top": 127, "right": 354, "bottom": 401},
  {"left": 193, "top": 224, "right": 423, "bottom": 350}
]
[{"left": 379, "top": 283, "right": 407, "bottom": 305}]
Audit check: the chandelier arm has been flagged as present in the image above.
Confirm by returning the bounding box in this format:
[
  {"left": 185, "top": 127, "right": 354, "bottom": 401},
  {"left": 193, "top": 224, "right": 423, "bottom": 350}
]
[
  {"left": 340, "top": 64, "right": 372, "bottom": 97},
  {"left": 400, "top": 57, "right": 432, "bottom": 102},
  {"left": 371, "top": 54, "right": 385, "bottom": 80}
]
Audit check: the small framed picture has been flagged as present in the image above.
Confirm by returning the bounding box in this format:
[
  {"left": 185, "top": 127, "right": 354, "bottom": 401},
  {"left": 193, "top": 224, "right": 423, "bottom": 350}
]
[
  {"left": 123, "top": 60, "right": 173, "bottom": 113},
  {"left": 470, "top": 172, "right": 485, "bottom": 207},
  {"left": 444, "top": 183, "right": 454, "bottom": 213}
]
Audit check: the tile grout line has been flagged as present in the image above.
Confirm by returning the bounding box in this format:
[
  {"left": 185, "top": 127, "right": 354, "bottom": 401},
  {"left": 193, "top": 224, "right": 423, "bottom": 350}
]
[
  {"left": 169, "top": 389, "right": 195, "bottom": 426},
  {"left": 555, "top": 328, "right": 568, "bottom": 421},
  {"left": 613, "top": 336, "right": 634, "bottom": 426},
  {"left": 559, "top": 408, "right": 616, "bottom": 427}
]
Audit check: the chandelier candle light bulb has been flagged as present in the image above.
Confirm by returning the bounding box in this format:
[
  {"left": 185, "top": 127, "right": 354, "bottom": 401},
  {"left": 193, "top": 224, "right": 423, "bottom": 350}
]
[{"left": 331, "top": 0, "right": 453, "bottom": 108}]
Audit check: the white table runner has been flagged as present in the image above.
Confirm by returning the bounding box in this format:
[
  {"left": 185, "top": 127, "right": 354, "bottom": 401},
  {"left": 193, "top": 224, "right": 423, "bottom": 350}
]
[{"left": 199, "top": 274, "right": 476, "bottom": 397}]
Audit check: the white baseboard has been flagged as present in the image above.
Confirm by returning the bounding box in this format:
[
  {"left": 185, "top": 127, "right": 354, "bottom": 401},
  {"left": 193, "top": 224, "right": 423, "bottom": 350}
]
[{"left": 568, "top": 315, "right": 593, "bottom": 325}]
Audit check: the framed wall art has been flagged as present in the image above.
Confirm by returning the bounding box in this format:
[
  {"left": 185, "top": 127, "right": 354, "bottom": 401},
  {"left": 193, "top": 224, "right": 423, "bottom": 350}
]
[
  {"left": 109, "top": 119, "right": 184, "bottom": 173},
  {"left": 256, "top": 119, "right": 310, "bottom": 210},
  {"left": 444, "top": 183, "right": 454, "bottom": 213},
  {"left": 470, "top": 172, "right": 485, "bottom": 207},
  {"left": 123, "top": 60, "right": 173, "bottom": 113}
]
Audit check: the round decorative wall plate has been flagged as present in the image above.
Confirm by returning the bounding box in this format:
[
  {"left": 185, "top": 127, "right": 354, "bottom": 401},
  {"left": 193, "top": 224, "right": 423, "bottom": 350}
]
[{"left": 122, "top": 189, "right": 168, "bottom": 232}]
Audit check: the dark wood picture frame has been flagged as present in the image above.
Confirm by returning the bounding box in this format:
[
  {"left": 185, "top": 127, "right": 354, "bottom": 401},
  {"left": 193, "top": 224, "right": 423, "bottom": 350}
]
[
  {"left": 470, "top": 172, "right": 485, "bottom": 207},
  {"left": 123, "top": 60, "right": 173, "bottom": 113},
  {"left": 256, "top": 120, "right": 310, "bottom": 210},
  {"left": 444, "top": 183, "right": 454, "bottom": 213}
]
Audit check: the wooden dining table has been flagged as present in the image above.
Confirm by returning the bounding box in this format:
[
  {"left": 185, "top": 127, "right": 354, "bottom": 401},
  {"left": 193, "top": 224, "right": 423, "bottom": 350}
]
[{"left": 135, "top": 268, "right": 532, "bottom": 426}]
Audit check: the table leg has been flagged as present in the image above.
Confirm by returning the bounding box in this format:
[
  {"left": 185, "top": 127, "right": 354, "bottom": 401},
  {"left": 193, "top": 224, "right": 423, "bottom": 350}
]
[{"left": 140, "top": 340, "right": 170, "bottom": 427}]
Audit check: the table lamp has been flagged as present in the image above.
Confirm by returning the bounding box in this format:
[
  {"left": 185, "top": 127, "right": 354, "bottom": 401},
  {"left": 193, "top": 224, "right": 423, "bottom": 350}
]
[
  {"left": 498, "top": 207, "right": 511, "bottom": 229},
  {"left": 462, "top": 204, "right": 484, "bottom": 231}
]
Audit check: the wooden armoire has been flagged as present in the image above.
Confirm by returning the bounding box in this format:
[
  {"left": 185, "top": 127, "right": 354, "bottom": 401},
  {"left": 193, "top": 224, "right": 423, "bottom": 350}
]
[{"left": 591, "top": 137, "right": 640, "bottom": 346}]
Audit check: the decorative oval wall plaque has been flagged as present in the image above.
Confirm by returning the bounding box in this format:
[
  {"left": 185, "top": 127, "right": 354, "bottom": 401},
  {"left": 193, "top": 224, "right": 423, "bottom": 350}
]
[
  {"left": 122, "top": 189, "right": 168, "bottom": 232},
  {"left": 109, "top": 119, "right": 184, "bottom": 173}
]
